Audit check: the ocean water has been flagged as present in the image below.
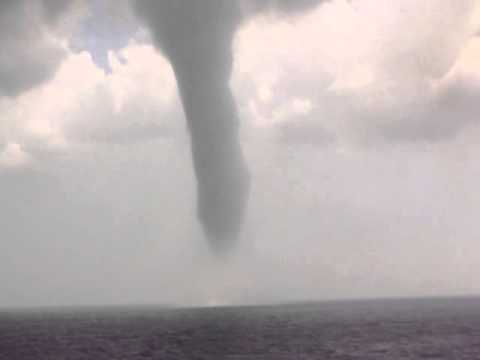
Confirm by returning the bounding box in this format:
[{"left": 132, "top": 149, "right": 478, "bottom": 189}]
[{"left": 1, "top": 297, "right": 479, "bottom": 359}]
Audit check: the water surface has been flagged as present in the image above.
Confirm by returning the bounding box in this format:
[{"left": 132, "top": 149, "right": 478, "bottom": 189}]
[{"left": 1, "top": 297, "right": 479, "bottom": 359}]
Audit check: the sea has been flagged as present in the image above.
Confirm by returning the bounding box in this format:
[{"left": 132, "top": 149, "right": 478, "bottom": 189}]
[{"left": 1, "top": 297, "right": 479, "bottom": 359}]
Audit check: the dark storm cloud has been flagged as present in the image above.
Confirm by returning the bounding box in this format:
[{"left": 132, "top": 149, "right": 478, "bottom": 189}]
[
  {"left": 130, "top": 0, "right": 329, "bottom": 252},
  {"left": 42, "top": 0, "right": 77, "bottom": 23},
  {"left": 241, "top": 0, "right": 326, "bottom": 17},
  {"left": 0, "top": 0, "right": 77, "bottom": 97}
]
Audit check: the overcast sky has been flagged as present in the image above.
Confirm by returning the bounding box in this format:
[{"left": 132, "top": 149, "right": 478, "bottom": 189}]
[{"left": 1, "top": 0, "right": 480, "bottom": 308}]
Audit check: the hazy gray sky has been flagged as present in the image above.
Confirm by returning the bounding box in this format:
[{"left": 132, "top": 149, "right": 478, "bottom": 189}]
[{"left": 1, "top": 0, "right": 480, "bottom": 308}]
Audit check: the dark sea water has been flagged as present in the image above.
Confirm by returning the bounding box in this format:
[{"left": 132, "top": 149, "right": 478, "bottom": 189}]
[{"left": 1, "top": 297, "right": 480, "bottom": 359}]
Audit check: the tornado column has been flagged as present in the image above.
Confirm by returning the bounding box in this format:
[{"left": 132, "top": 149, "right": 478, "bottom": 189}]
[
  {"left": 172, "top": 55, "right": 250, "bottom": 252},
  {"left": 133, "top": 1, "right": 250, "bottom": 252}
]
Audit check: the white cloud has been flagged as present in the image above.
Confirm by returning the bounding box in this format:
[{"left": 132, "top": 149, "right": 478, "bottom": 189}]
[
  {"left": 1, "top": 41, "right": 183, "bottom": 154},
  {"left": 232, "top": 0, "right": 480, "bottom": 144},
  {"left": 0, "top": 143, "right": 31, "bottom": 168},
  {"left": 447, "top": 37, "right": 480, "bottom": 77}
]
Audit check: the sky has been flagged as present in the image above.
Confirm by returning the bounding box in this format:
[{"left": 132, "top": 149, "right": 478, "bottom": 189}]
[{"left": 1, "top": 0, "right": 480, "bottom": 308}]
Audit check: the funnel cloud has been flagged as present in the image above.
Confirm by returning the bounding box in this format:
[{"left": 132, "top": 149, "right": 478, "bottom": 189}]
[{"left": 132, "top": 0, "right": 326, "bottom": 251}]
